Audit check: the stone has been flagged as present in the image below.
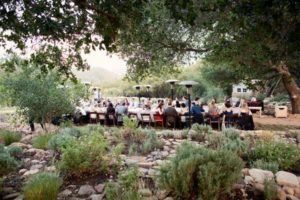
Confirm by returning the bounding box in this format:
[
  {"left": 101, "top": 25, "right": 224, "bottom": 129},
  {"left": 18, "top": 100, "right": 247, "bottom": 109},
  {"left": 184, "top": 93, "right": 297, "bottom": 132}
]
[
  {"left": 164, "top": 198, "right": 174, "bottom": 200},
  {"left": 78, "top": 185, "right": 95, "bottom": 196},
  {"left": 45, "top": 166, "right": 56, "bottom": 172},
  {"left": 163, "top": 146, "right": 170, "bottom": 152},
  {"left": 284, "top": 186, "right": 295, "bottom": 195},
  {"left": 139, "top": 168, "right": 148, "bottom": 175},
  {"left": 9, "top": 142, "right": 29, "bottom": 149},
  {"left": 249, "top": 168, "right": 274, "bottom": 184},
  {"left": 242, "top": 168, "right": 250, "bottom": 176},
  {"left": 94, "top": 184, "right": 105, "bottom": 193},
  {"left": 278, "top": 188, "right": 287, "bottom": 200},
  {"left": 276, "top": 171, "right": 299, "bottom": 187},
  {"left": 148, "top": 169, "right": 157, "bottom": 177},
  {"left": 59, "top": 189, "right": 72, "bottom": 197},
  {"left": 138, "top": 162, "right": 154, "bottom": 168},
  {"left": 157, "top": 190, "right": 168, "bottom": 200},
  {"left": 244, "top": 175, "right": 254, "bottom": 185},
  {"left": 31, "top": 159, "right": 40, "bottom": 164},
  {"left": 126, "top": 158, "right": 139, "bottom": 165},
  {"left": 139, "top": 189, "right": 152, "bottom": 197},
  {"left": 3, "top": 192, "right": 20, "bottom": 200},
  {"left": 24, "top": 148, "right": 37, "bottom": 156},
  {"left": 294, "top": 188, "right": 300, "bottom": 198},
  {"left": 253, "top": 183, "right": 264, "bottom": 192},
  {"left": 161, "top": 151, "right": 169, "bottom": 157},
  {"left": 18, "top": 169, "right": 27, "bottom": 175},
  {"left": 23, "top": 169, "right": 39, "bottom": 177},
  {"left": 287, "top": 195, "right": 300, "bottom": 200},
  {"left": 30, "top": 164, "right": 43, "bottom": 170},
  {"left": 90, "top": 194, "right": 105, "bottom": 200},
  {"left": 156, "top": 160, "right": 163, "bottom": 165}
]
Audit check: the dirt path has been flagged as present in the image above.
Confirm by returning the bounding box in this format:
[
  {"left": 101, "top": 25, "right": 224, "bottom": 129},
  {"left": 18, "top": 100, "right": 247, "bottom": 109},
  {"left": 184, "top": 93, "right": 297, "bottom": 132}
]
[{"left": 253, "top": 113, "right": 300, "bottom": 126}]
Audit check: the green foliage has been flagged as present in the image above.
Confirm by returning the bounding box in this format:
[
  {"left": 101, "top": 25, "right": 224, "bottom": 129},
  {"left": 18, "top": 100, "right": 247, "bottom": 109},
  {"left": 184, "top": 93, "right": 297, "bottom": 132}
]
[
  {"left": 0, "top": 144, "right": 18, "bottom": 177},
  {"left": 22, "top": 172, "right": 62, "bottom": 200},
  {"left": 6, "top": 146, "right": 22, "bottom": 158},
  {"left": 32, "top": 134, "right": 55, "bottom": 150},
  {"left": 141, "top": 129, "right": 164, "bottom": 154},
  {"left": 105, "top": 167, "right": 141, "bottom": 200},
  {"left": 161, "top": 130, "right": 174, "bottom": 139},
  {"left": 222, "top": 139, "right": 249, "bottom": 157},
  {"left": 157, "top": 143, "right": 243, "bottom": 199},
  {"left": 181, "top": 129, "right": 189, "bottom": 139},
  {"left": 0, "top": 130, "right": 22, "bottom": 145},
  {"left": 190, "top": 124, "right": 212, "bottom": 142},
  {"left": 223, "top": 128, "right": 240, "bottom": 140},
  {"left": 128, "top": 144, "right": 138, "bottom": 156},
  {"left": 78, "top": 124, "right": 105, "bottom": 136},
  {"left": 264, "top": 179, "right": 277, "bottom": 200},
  {"left": 251, "top": 160, "right": 279, "bottom": 173},
  {"left": 270, "top": 94, "right": 290, "bottom": 103},
  {"left": 59, "top": 133, "right": 108, "bottom": 177},
  {"left": 47, "top": 132, "right": 77, "bottom": 152},
  {"left": 207, "top": 133, "right": 227, "bottom": 150},
  {"left": 123, "top": 116, "right": 138, "bottom": 130},
  {"left": 59, "top": 120, "right": 73, "bottom": 128},
  {"left": 249, "top": 141, "right": 300, "bottom": 171}
]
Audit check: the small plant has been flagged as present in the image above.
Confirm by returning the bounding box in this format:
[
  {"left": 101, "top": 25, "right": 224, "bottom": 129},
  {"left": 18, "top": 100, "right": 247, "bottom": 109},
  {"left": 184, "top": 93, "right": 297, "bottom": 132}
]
[
  {"left": 129, "top": 144, "right": 138, "bottom": 156},
  {"left": 223, "top": 128, "right": 240, "bottom": 140},
  {"left": 79, "top": 124, "right": 105, "bottom": 136},
  {"left": 47, "top": 132, "right": 76, "bottom": 152},
  {"left": 207, "top": 133, "right": 226, "bottom": 150},
  {"left": 157, "top": 143, "right": 243, "bottom": 200},
  {"left": 0, "top": 130, "right": 22, "bottom": 145},
  {"left": 181, "top": 129, "right": 189, "bottom": 139},
  {"left": 190, "top": 124, "right": 212, "bottom": 142},
  {"left": 251, "top": 159, "right": 279, "bottom": 173},
  {"left": 123, "top": 116, "right": 138, "bottom": 130},
  {"left": 161, "top": 130, "right": 174, "bottom": 139},
  {"left": 192, "top": 123, "right": 213, "bottom": 134},
  {"left": 249, "top": 141, "right": 300, "bottom": 171},
  {"left": 32, "top": 133, "right": 55, "bottom": 150},
  {"left": 222, "top": 138, "right": 249, "bottom": 157},
  {"left": 0, "top": 144, "right": 18, "bottom": 176},
  {"left": 22, "top": 172, "right": 62, "bottom": 200},
  {"left": 264, "top": 179, "right": 277, "bottom": 200},
  {"left": 59, "top": 120, "right": 73, "bottom": 128},
  {"left": 259, "top": 131, "right": 274, "bottom": 142},
  {"left": 141, "top": 129, "right": 164, "bottom": 154},
  {"left": 6, "top": 146, "right": 22, "bottom": 158},
  {"left": 105, "top": 167, "right": 141, "bottom": 200}
]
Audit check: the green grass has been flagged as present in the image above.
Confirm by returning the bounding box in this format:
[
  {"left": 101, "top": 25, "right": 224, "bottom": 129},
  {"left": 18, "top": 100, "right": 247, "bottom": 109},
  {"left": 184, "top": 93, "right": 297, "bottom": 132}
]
[
  {"left": 32, "top": 134, "right": 55, "bottom": 150},
  {"left": 255, "top": 123, "right": 300, "bottom": 131},
  {"left": 0, "top": 129, "right": 22, "bottom": 145}
]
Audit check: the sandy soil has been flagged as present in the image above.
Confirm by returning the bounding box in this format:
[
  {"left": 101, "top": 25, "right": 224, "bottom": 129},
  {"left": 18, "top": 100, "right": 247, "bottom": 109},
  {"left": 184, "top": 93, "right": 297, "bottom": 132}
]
[{"left": 253, "top": 113, "right": 300, "bottom": 126}]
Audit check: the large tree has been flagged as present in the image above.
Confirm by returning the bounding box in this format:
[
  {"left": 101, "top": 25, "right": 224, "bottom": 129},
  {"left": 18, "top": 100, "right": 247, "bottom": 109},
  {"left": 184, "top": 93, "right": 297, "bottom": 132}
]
[{"left": 1, "top": 0, "right": 300, "bottom": 113}]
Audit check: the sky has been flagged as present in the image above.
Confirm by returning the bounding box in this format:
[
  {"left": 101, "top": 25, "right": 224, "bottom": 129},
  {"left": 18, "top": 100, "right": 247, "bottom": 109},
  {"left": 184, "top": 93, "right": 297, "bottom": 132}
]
[{"left": 81, "top": 50, "right": 127, "bottom": 76}]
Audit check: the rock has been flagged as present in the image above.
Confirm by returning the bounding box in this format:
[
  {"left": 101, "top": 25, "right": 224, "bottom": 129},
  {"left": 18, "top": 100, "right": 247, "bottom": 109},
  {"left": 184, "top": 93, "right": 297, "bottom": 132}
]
[
  {"left": 163, "top": 146, "right": 170, "bottom": 152},
  {"left": 278, "top": 188, "right": 287, "bottom": 200},
  {"left": 18, "top": 169, "right": 27, "bottom": 175},
  {"left": 30, "top": 164, "right": 43, "bottom": 170},
  {"left": 287, "top": 195, "right": 300, "bottom": 200},
  {"left": 20, "top": 134, "right": 35, "bottom": 143},
  {"left": 9, "top": 142, "right": 29, "bottom": 149},
  {"left": 45, "top": 166, "right": 56, "bottom": 172},
  {"left": 14, "top": 195, "right": 24, "bottom": 200},
  {"left": 242, "top": 168, "right": 250, "bottom": 176},
  {"left": 24, "top": 148, "right": 37, "bottom": 156},
  {"left": 164, "top": 198, "right": 174, "bottom": 200},
  {"left": 148, "top": 169, "right": 157, "bottom": 177},
  {"left": 23, "top": 169, "right": 39, "bottom": 177},
  {"left": 126, "top": 158, "right": 139, "bottom": 165},
  {"left": 249, "top": 168, "right": 273, "bottom": 184},
  {"left": 294, "top": 188, "right": 300, "bottom": 198},
  {"left": 94, "top": 184, "right": 105, "bottom": 193},
  {"left": 276, "top": 171, "right": 299, "bottom": 187},
  {"left": 284, "top": 186, "right": 295, "bottom": 195},
  {"left": 138, "top": 162, "right": 154, "bottom": 169},
  {"left": 78, "top": 185, "right": 95, "bottom": 196},
  {"left": 30, "top": 159, "right": 40, "bottom": 164},
  {"left": 139, "top": 189, "right": 152, "bottom": 197},
  {"left": 3, "top": 192, "right": 21, "bottom": 200},
  {"left": 157, "top": 190, "right": 168, "bottom": 200},
  {"left": 139, "top": 168, "right": 148, "bottom": 175},
  {"left": 253, "top": 183, "right": 264, "bottom": 192},
  {"left": 90, "top": 194, "right": 105, "bottom": 200},
  {"left": 244, "top": 175, "right": 254, "bottom": 185},
  {"left": 59, "top": 189, "right": 72, "bottom": 197},
  {"left": 33, "top": 149, "right": 48, "bottom": 160},
  {"left": 161, "top": 151, "right": 169, "bottom": 157}
]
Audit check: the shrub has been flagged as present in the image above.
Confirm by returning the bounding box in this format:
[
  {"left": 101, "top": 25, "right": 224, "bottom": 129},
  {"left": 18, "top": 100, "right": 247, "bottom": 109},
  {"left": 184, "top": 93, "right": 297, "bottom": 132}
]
[
  {"left": 58, "top": 127, "right": 81, "bottom": 138},
  {"left": 207, "top": 133, "right": 226, "bottom": 150},
  {"left": 259, "top": 131, "right": 274, "bottom": 142},
  {"left": 249, "top": 141, "right": 300, "bottom": 171},
  {"left": 141, "top": 129, "right": 164, "bottom": 154},
  {"left": 32, "top": 134, "right": 55, "bottom": 150},
  {"left": 78, "top": 124, "right": 105, "bottom": 136},
  {"left": 22, "top": 172, "right": 62, "bottom": 200},
  {"left": 0, "top": 144, "right": 18, "bottom": 177},
  {"left": 47, "top": 132, "right": 76, "bottom": 152},
  {"left": 181, "top": 129, "right": 189, "bottom": 139},
  {"left": 123, "top": 116, "right": 138, "bottom": 130},
  {"left": 222, "top": 128, "right": 240, "bottom": 140},
  {"left": 190, "top": 124, "right": 212, "bottom": 142},
  {"left": 0, "top": 130, "right": 22, "bottom": 145},
  {"left": 157, "top": 143, "right": 243, "bottom": 200},
  {"left": 251, "top": 159, "right": 279, "bottom": 173},
  {"left": 105, "top": 167, "right": 141, "bottom": 200},
  {"left": 58, "top": 133, "right": 108, "bottom": 177},
  {"left": 264, "top": 179, "right": 277, "bottom": 200},
  {"left": 6, "top": 146, "right": 22, "bottom": 158},
  {"left": 128, "top": 144, "right": 138, "bottom": 156},
  {"left": 222, "top": 138, "right": 249, "bottom": 157},
  {"left": 161, "top": 130, "right": 174, "bottom": 139}
]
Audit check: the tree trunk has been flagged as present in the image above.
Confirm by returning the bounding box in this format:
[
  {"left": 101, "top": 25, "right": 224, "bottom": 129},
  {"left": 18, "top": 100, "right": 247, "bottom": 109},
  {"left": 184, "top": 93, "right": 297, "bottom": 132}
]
[{"left": 273, "top": 64, "right": 300, "bottom": 114}]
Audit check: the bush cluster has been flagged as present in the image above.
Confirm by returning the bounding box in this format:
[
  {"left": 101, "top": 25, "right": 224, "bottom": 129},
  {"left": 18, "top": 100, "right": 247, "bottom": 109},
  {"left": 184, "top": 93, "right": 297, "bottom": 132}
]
[
  {"left": 251, "top": 159, "right": 279, "bottom": 173},
  {"left": 0, "top": 144, "right": 19, "bottom": 177},
  {"left": 32, "top": 133, "right": 55, "bottom": 150},
  {"left": 249, "top": 140, "right": 300, "bottom": 172},
  {"left": 190, "top": 123, "right": 212, "bottom": 142},
  {"left": 105, "top": 167, "right": 141, "bottom": 200},
  {"left": 0, "top": 130, "right": 22, "bottom": 145},
  {"left": 22, "top": 172, "right": 62, "bottom": 200},
  {"left": 157, "top": 143, "right": 243, "bottom": 200}
]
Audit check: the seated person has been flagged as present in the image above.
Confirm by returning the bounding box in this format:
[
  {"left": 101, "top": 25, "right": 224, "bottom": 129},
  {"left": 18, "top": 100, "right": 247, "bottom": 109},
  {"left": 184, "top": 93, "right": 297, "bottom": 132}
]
[
  {"left": 238, "top": 102, "right": 254, "bottom": 130},
  {"left": 191, "top": 101, "right": 204, "bottom": 124},
  {"left": 163, "top": 100, "right": 178, "bottom": 127},
  {"left": 223, "top": 100, "right": 234, "bottom": 125},
  {"left": 115, "top": 102, "right": 128, "bottom": 124},
  {"left": 105, "top": 103, "right": 115, "bottom": 125},
  {"left": 208, "top": 100, "right": 219, "bottom": 116},
  {"left": 180, "top": 103, "right": 189, "bottom": 115}
]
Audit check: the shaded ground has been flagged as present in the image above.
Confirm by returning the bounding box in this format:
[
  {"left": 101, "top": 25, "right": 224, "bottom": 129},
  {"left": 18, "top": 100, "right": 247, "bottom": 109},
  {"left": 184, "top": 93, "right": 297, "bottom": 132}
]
[{"left": 252, "top": 114, "right": 300, "bottom": 131}]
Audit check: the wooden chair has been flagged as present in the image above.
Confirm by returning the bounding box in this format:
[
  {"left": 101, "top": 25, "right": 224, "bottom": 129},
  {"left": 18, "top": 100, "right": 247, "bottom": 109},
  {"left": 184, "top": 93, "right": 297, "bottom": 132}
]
[
  {"left": 107, "top": 113, "right": 116, "bottom": 126},
  {"left": 141, "top": 113, "right": 152, "bottom": 127},
  {"left": 153, "top": 113, "right": 164, "bottom": 127},
  {"left": 116, "top": 113, "right": 125, "bottom": 126},
  {"left": 89, "top": 112, "right": 98, "bottom": 123},
  {"left": 98, "top": 113, "right": 106, "bottom": 125},
  {"left": 209, "top": 114, "right": 221, "bottom": 130},
  {"left": 223, "top": 114, "right": 235, "bottom": 128},
  {"left": 165, "top": 115, "right": 177, "bottom": 129}
]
